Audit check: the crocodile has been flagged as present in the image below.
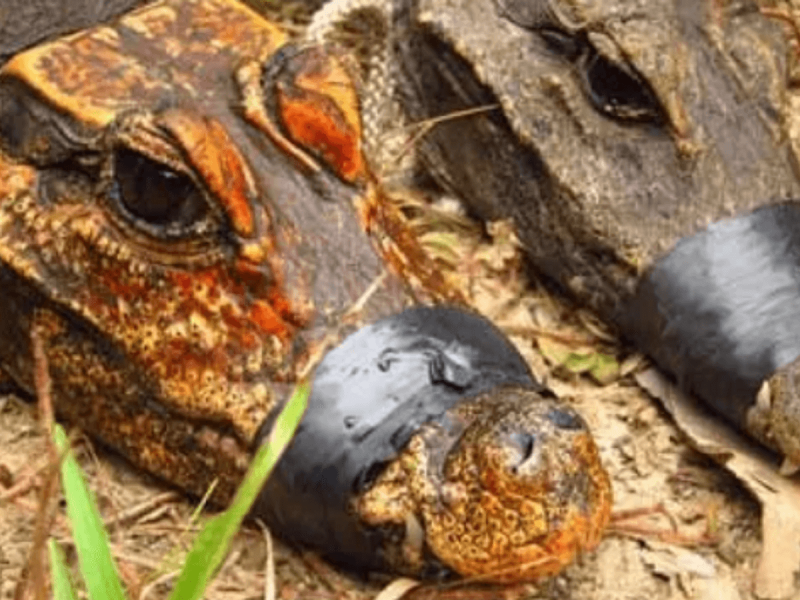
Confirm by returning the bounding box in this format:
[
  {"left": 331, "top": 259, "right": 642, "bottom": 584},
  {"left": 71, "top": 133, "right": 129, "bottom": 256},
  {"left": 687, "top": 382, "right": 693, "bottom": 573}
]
[
  {"left": 0, "top": 0, "right": 144, "bottom": 64},
  {"left": 307, "top": 0, "right": 800, "bottom": 471},
  {"left": 0, "top": 0, "right": 611, "bottom": 582}
]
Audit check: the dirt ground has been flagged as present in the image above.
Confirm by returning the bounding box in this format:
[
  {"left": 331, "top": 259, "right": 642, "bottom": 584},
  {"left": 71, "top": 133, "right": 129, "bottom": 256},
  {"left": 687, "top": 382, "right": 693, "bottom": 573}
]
[
  {"left": 0, "top": 195, "right": 768, "bottom": 600},
  {"left": 0, "top": 1, "right": 796, "bottom": 599}
]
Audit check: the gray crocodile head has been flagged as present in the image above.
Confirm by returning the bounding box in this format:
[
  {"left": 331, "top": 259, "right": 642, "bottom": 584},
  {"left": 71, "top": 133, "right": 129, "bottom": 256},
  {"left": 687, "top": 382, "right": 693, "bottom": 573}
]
[{"left": 384, "top": 0, "right": 800, "bottom": 319}]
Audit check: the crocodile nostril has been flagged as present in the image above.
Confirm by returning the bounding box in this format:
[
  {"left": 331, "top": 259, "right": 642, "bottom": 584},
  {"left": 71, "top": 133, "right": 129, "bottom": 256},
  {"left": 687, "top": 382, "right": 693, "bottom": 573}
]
[{"left": 508, "top": 432, "right": 536, "bottom": 470}]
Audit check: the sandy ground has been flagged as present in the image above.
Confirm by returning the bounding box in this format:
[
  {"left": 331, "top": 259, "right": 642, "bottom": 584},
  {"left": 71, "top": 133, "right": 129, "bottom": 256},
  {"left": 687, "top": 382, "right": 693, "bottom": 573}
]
[{"left": 0, "top": 0, "right": 794, "bottom": 598}]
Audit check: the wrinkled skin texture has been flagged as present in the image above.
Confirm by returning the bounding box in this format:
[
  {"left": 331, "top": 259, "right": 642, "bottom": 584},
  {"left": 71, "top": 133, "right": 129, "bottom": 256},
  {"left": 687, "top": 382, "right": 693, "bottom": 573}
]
[
  {"left": 0, "top": 0, "right": 610, "bottom": 583},
  {"left": 304, "top": 0, "right": 800, "bottom": 472},
  {"left": 391, "top": 0, "right": 800, "bottom": 318},
  {"left": 336, "top": 0, "right": 800, "bottom": 460},
  {"left": 0, "top": 0, "right": 405, "bottom": 507}
]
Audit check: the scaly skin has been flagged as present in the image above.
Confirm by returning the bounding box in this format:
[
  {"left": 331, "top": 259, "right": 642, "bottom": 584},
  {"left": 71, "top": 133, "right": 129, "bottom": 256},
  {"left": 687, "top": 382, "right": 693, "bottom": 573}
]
[
  {"left": 306, "top": 0, "right": 800, "bottom": 474},
  {"left": 0, "top": 0, "right": 611, "bottom": 581},
  {"left": 357, "top": 388, "right": 611, "bottom": 581},
  {"left": 0, "top": 0, "right": 415, "bottom": 505}
]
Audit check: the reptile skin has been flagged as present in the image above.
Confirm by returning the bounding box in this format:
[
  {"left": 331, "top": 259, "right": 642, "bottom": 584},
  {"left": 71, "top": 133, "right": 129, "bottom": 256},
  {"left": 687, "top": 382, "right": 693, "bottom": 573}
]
[
  {"left": 307, "top": 0, "right": 800, "bottom": 472},
  {"left": 0, "top": 0, "right": 611, "bottom": 582}
]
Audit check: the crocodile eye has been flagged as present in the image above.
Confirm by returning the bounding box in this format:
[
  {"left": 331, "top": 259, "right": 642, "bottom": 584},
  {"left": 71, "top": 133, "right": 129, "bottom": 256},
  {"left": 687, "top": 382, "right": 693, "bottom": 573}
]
[
  {"left": 111, "top": 147, "right": 216, "bottom": 238},
  {"left": 580, "top": 48, "right": 663, "bottom": 123},
  {"left": 495, "top": 0, "right": 664, "bottom": 125}
]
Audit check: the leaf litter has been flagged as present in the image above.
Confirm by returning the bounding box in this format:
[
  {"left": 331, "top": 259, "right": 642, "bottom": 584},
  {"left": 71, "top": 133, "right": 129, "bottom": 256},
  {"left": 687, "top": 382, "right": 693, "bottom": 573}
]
[
  {"left": 0, "top": 138, "right": 783, "bottom": 600},
  {"left": 5, "top": 2, "right": 800, "bottom": 599},
  {"left": 0, "top": 266, "right": 766, "bottom": 600}
]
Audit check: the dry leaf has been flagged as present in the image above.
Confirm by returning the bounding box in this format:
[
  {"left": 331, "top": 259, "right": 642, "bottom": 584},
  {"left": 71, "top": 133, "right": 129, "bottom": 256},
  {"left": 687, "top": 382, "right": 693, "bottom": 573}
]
[
  {"left": 692, "top": 574, "right": 742, "bottom": 600},
  {"left": 636, "top": 369, "right": 800, "bottom": 600},
  {"left": 373, "top": 577, "right": 420, "bottom": 600},
  {"left": 640, "top": 540, "right": 716, "bottom": 578},
  {"left": 538, "top": 338, "right": 620, "bottom": 384}
]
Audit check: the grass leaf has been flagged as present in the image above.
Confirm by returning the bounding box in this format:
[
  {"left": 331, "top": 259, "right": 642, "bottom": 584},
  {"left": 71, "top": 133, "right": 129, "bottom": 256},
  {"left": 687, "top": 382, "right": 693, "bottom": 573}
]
[
  {"left": 53, "top": 424, "right": 128, "bottom": 600},
  {"left": 48, "top": 539, "right": 79, "bottom": 600},
  {"left": 167, "top": 380, "right": 310, "bottom": 600}
]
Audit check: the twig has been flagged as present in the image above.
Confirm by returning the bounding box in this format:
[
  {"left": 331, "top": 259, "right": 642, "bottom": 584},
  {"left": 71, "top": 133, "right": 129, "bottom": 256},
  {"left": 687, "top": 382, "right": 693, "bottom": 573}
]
[
  {"left": 256, "top": 520, "right": 276, "bottom": 600},
  {"left": 607, "top": 503, "right": 719, "bottom": 547},
  {"left": 0, "top": 457, "right": 51, "bottom": 502},
  {"left": 138, "top": 569, "right": 181, "bottom": 600},
  {"left": 501, "top": 325, "right": 599, "bottom": 347},
  {"left": 385, "top": 105, "right": 500, "bottom": 171},
  {"left": 103, "top": 491, "right": 181, "bottom": 530},
  {"left": 15, "top": 318, "right": 62, "bottom": 600}
]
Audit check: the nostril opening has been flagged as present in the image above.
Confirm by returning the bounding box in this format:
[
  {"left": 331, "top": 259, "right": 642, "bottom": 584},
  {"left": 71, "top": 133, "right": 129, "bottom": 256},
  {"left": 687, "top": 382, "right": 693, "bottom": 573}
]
[
  {"left": 509, "top": 432, "right": 536, "bottom": 467},
  {"left": 546, "top": 408, "right": 584, "bottom": 431}
]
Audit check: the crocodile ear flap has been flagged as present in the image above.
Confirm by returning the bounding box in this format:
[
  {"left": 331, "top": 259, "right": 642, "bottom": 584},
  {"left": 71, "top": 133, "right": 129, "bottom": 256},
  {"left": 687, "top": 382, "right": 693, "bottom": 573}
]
[{"left": 260, "top": 45, "right": 366, "bottom": 184}]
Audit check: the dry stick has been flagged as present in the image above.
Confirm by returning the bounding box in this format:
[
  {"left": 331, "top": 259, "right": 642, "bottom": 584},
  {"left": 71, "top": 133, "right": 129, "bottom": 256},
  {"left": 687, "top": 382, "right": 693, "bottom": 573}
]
[
  {"left": 138, "top": 569, "right": 182, "bottom": 600},
  {"left": 384, "top": 105, "right": 500, "bottom": 173},
  {"left": 0, "top": 456, "right": 52, "bottom": 502},
  {"left": 415, "top": 587, "right": 530, "bottom": 600},
  {"left": 299, "top": 552, "right": 340, "bottom": 593},
  {"left": 15, "top": 321, "right": 63, "bottom": 600},
  {"left": 294, "top": 269, "right": 389, "bottom": 382},
  {"left": 205, "top": 548, "right": 244, "bottom": 597},
  {"left": 406, "top": 579, "right": 532, "bottom": 600},
  {"left": 606, "top": 523, "right": 719, "bottom": 548},
  {"left": 125, "top": 522, "right": 205, "bottom": 536},
  {"left": 501, "top": 325, "right": 600, "bottom": 347},
  {"left": 343, "top": 270, "right": 388, "bottom": 319},
  {"left": 104, "top": 549, "right": 164, "bottom": 571},
  {"left": 607, "top": 504, "right": 719, "bottom": 548},
  {"left": 611, "top": 503, "right": 677, "bottom": 528},
  {"left": 130, "top": 503, "right": 176, "bottom": 527},
  {"left": 256, "top": 520, "right": 276, "bottom": 600},
  {"left": 102, "top": 491, "right": 181, "bottom": 530},
  {"left": 373, "top": 578, "right": 421, "bottom": 600}
]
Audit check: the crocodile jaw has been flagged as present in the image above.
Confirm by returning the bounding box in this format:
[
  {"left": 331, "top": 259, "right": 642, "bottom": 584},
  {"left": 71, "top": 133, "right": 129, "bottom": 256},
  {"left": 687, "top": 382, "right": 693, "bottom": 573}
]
[{"left": 0, "top": 0, "right": 386, "bottom": 504}]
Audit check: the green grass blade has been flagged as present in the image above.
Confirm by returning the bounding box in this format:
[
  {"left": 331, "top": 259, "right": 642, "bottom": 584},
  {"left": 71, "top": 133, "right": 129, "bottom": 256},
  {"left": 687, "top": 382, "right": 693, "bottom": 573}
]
[
  {"left": 53, "top": 424, "right": 128, "bottom": 600},
  {"left": 49, "top": 539, "right": 79, "bottom": 600},
  {"left": 167, "top": 380, "right": 310, "bottom": 600}
]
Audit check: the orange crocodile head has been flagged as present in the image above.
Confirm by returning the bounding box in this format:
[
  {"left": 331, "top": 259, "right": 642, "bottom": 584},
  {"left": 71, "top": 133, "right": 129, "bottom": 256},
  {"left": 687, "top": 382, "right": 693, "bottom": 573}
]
[
  {"left": 0, "top": 0, "right": 395, "bottom": 503},
  {"left": 0, "top": 0, "right": 612, "bottom": 583}
]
